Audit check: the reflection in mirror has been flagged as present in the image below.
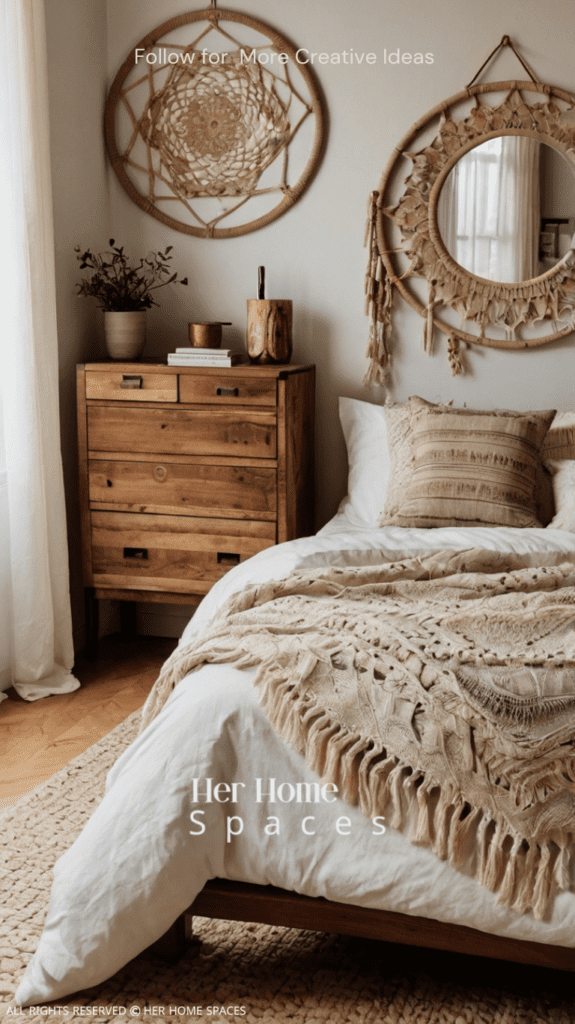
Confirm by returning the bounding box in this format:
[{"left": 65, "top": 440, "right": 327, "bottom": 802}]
[{"left": 437, "top": 138, "right": 575, "bottom": 283}]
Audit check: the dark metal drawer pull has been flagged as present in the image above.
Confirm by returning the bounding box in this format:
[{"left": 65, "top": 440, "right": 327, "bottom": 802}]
[
  {"left": 120, "top": 375, "right": 143, "bottom": 389},
  {"left": 216, "top": 386, "right": 239, "bottom": 397},
  {"left": 123, "top": 547, "right": 148, "bottom": 560},
  {"left": 217, "top": 551, "right": 240, "bottom": 566}
]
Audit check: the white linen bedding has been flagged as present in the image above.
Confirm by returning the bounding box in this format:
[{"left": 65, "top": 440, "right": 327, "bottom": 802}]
[{"left": 15, "top": 518, "right": 575, "bottom": 1007}]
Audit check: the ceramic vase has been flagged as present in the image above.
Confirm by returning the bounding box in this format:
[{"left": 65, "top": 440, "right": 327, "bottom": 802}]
[{"left": 104, "top": 311, "right": 146, "bottom": 360}]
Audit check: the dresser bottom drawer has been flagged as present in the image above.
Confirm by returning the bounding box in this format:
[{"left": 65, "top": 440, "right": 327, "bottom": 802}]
[{"left": 90, "top": 511, "right": 275, "bottom": 594}]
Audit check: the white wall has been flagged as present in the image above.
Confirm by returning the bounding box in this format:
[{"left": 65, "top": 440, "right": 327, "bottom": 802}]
[
  {"left": 47, "top": 0, "right": 575, "bottom": 637},
  {"left": 105, "top": 0, "right": 575, "bottom": 528}
]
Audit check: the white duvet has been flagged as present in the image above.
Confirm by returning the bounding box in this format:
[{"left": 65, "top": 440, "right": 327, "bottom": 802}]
[{"left": 15, "top": 518, "right": 575, "bottom": 1006}]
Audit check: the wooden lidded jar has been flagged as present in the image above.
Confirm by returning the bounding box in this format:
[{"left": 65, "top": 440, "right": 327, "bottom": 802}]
[{"left": 247, "top": 299, "right": 292, "bottom": 364}]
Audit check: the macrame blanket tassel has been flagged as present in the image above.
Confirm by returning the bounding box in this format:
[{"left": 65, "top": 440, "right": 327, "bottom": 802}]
[
  {"left": 475, "top": 813, "right": 490, "bottom": 882},
  {"left": 532, "top": 842, "right": 553, "bottom": 921},
  {"left": 387, "top": 763, "right": 405, "bottom": 830},
  {"left": 367, "top": 756, "right": 398, "bottom": 817},
  {"left": 512, "top": 842, "right": 539, "bottom": 915},
  {"left": 446, "top": 803, "right": 469, "bottom": 868},
  {"left": 554, "top": 843, "right": 571, "bottom": 891},
  {"left": 306, "top": 718, "right": 340, "bottom": 778},
  {"left": 323, "top": 729, "right": 358, "bottom": 790},
  {"left": 433, "top": 788, "right": 453, "bottom": 860},
  {"left": 338, "top": 734, "right": 367, "bottom": 805},
  {"left": 447, "top": 805, "right": 482, "bottom": 869},
  {"left": 482, "top": 820, "right": 505, "bottom": 892},
  {"left": 497, "top": 836, "right": 522, "bottom": 908},
  {"left": 412, "top": 782, "right": 434, "bottom": 846},
  {"left": 447, "top": 333, "right": 464, "bottom": 376}
]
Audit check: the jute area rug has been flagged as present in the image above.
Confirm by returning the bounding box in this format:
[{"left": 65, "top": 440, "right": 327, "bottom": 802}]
[{"left": 0, "top": 715, "right": 573, "bottom": 1024}]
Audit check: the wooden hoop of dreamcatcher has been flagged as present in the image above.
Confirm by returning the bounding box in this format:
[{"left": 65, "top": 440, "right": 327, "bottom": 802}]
[{"left": 104, "top": 6, "right": 325, "bottom": 238}]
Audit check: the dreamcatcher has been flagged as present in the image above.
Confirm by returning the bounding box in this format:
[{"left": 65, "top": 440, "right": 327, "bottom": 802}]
[{"left": 104, "top": 4, "right": 325, "bottom": 237}]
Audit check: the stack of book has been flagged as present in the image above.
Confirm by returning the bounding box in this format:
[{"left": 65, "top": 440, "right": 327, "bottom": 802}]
[{"left": 167, "top": 347, "right": 244, "bottom": 367}]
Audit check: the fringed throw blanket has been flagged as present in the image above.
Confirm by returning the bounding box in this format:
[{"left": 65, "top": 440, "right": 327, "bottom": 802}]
[{"left": 141, "top": 549, "right": 575, "bottom": 920}]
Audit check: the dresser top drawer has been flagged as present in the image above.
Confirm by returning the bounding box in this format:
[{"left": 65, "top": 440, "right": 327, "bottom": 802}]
[
  {"left": 85, "top": 371, "right": 177, "bottom": 403},
  {"left": 179, "top": 374, "right": 276, "bottom": 406}
]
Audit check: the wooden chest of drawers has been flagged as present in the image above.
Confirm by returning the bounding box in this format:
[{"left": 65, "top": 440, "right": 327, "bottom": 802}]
[{"left": 77, "top": 362, "right": 315, "bottom": 653}]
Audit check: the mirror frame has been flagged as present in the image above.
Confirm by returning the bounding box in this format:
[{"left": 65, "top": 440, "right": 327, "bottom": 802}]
[{"left": 372, "top": 80, "right": 575, "bottom": 358}]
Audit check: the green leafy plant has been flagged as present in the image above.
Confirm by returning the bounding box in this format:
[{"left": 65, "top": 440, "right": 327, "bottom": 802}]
[{"left": 75, "top": 240, "right": 188, "bottom": 311}]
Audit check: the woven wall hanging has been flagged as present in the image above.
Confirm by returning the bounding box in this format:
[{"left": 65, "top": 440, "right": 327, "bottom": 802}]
[
  {"left": 104, "top": 3, "right": 325, "bottom": 238},
  {"left": 364, "top": 37, "right": 575, "bottom": 384}
]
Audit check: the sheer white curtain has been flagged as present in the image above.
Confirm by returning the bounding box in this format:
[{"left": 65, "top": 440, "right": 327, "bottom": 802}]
[
  {"left": 0, "top": 0, "right": 79, "bottom": 702},
  {"left": 438, "top": 136, "right": 540, "bottom": 282}
]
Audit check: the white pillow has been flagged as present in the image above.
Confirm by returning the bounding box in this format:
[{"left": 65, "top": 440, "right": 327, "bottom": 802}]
[
  {"left": 546, "top": 459, "right": 575, "bottom": 532},
  {"left": 338, "top": 397, "right": 390, "bottom": 526}
]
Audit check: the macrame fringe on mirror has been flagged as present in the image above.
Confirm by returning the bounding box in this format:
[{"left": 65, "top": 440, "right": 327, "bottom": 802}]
[
  {"left": 364, "top": 192, "right": 466, "bottom": 383},
  {"left": 364, "top": 35, "right": 575, "bottom": 385},
  {"left": 364, "top": 191, "right": 392, "bottom": 385}
]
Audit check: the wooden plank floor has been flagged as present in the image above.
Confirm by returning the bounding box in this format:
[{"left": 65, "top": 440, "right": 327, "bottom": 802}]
[{"left": 0, "top": 634, "right": 176, "bottom": 808}]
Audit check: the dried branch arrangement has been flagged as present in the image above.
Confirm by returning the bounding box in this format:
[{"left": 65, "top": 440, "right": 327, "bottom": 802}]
[{"left": 75, "top": 241, "right": 188, "bottom": 311}]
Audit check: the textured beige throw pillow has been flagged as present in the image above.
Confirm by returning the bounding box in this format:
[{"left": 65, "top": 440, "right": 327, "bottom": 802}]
[
  {"left": 541, "top": 412, "right": 575, "bottom": 463},
  {"left": 545, "top": 459, "right": 575, "bottom": 532},
  {"left": 380, "top": 402, "right": 412, "bottom": 519},
  {"left": 541, "top": 413, "right": 575, "bottom": 532},
  {"left": 538, "top": 412, "right": 575, "bottom": 525},
  {"left": 380, "top": 397, "right": 555, "bottom": 529}
]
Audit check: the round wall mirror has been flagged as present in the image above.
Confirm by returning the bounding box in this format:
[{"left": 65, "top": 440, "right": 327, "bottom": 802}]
[
  {"left": 436, "top": 137, "right": 575, "bottom": 283},
  {"left": 365, "top": 80, "right": 575, "bottom": 375}
]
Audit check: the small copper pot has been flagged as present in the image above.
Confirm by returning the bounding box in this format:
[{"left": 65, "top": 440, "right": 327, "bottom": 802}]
[{"left": 188, "top": 322, "right": 231, "bottom": 348}]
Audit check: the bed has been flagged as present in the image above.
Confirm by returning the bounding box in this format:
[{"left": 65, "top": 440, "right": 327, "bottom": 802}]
[{"left": 14, "top": 396, "right": 575, "bottom": 1006}]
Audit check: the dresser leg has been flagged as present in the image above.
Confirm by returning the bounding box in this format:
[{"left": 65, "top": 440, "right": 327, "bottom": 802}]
[
  {"left": 120, "top": 600, "right": 137, "bottom": 640},
  {"left": 84, "top": 587, "right": 99, "bottom": 661}
]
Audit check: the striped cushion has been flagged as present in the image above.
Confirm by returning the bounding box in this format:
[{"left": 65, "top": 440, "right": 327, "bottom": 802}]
[{"left": 382, "top": 398, "right": 555, "bottom": 529}]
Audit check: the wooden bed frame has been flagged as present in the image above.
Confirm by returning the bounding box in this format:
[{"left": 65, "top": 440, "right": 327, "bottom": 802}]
[{"left": 154, "top": 878, "right": 575, "bottom": 972}]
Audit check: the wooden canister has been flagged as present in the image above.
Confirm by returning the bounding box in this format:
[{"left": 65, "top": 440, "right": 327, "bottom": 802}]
[{"left": 247, "top": 300, "right": 292, "bottom": 364}]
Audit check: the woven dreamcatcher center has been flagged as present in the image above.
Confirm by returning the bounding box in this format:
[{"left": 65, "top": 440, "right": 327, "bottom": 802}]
[{"left": 143, "top": 55, "right": 290, "bottom": 198}]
